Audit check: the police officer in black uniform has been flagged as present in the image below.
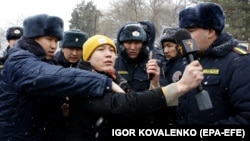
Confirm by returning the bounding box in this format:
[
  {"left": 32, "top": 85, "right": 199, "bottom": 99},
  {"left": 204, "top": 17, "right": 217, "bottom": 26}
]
[
  {"left": 177, "top": 2, "right": 250, "bottom": 125},
  {"left": 0, "top": 26, "right": 23, "bottom": 70}
]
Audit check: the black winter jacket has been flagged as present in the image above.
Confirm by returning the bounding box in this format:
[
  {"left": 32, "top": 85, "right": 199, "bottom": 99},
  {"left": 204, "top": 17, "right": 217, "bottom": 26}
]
[
  {"left": 177, "top": 33, "right": 250, "bottom": 125},
  {"left": 48, "top": 61, "right": 167, "bottom": 141},
  {"left": 53, "top": 50, "right": 79, "bottom": 68}
]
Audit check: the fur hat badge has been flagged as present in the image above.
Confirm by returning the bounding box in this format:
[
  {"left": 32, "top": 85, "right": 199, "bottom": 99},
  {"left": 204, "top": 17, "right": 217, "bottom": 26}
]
[
  {"left": 23, "top": 14, "right": 64, "bottom": 40},
  {"left": 179, "top": 2, "right": 225, "bottom": 33},
  {"left": 82, "top": 35, "right": 117, "bottom": 61}
]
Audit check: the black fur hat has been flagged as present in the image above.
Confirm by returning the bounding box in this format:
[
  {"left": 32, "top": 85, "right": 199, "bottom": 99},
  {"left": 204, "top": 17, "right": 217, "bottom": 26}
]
[
  {"left": 6, "top": 26, "right": 23, "bottom": 41},
  {"left": 60, "top": 29, "right": 88, "bottom": 48},
  {"left": 23, "top": 14, "right": 64, "bottom": 40},
  {"left": 119, "top": 23, "right": 147, "bottom": 42},
  {"left": 179, "top": 2, "right": 225, "bottom": 33},
  {"left": 160, "top": 27, "right": 180, "bottom": 44}
]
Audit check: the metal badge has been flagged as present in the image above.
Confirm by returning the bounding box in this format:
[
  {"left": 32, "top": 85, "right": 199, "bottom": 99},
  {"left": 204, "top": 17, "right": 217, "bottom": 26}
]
[
  {"left": 132, "top": 31, "right": 140, "bottom": 37},
  {"left": 14, "top": 29, "right": 21, "bottom": 35}
]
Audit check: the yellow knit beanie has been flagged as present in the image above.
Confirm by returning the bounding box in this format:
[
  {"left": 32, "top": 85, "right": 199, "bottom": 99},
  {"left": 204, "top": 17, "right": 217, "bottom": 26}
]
[{"left": 82, "top": 34, "right": 117, "bottom": 61}]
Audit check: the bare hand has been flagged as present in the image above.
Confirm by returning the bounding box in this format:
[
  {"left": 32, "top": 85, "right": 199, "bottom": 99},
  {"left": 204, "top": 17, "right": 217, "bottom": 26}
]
[
  {"left": 176, "top": 60, "right": 204, "bottom": 95},
  {"left": 146, "top": 59, "right": 160, "bottom": 88}
]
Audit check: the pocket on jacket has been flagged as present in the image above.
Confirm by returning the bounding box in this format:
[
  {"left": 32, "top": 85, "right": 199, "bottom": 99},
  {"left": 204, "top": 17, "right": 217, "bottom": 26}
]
[{"left": 202, "top": 75, "right": 220, "bottom": 86}]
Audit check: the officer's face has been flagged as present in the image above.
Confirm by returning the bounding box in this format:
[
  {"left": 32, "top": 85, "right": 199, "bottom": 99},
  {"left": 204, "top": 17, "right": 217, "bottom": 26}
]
[
  {"left": 35, "top": 36, "right": 58, "bottom": 60},
  {"left": 123, "top": 41, "right": 143, "bottom": 59},
  {"left": 62, "top": 47, "right": 82, "bottom": 63},
  {"left": 187, "top": 28, "right": 212, "bottom": 54},
  {"left": 163, "top": 41, "right": 177, "bottom": 60}
]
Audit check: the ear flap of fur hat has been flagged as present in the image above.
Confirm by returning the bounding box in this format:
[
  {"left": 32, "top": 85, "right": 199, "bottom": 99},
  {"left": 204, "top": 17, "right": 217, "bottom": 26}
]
[
  {"left": 60, "top": 29, "right": 89, "bottom": 48},
  {"left": 196, "top": 2, "right": 225, "bottom": 33},
  {"left": 23, "top": 14, "right": 64, "bottom": 40}
]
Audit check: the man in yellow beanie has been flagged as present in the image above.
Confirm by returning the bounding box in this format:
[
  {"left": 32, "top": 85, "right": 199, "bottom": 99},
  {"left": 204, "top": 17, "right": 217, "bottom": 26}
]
[
  {"left": 82, "top": 34, "right": 117, "bottom": 62},
  {"left": 82, "top": 34, "right": 132, "bottom": 92},
  {"left": 46, "top": 34, "right": 204, "bottom": 140}
]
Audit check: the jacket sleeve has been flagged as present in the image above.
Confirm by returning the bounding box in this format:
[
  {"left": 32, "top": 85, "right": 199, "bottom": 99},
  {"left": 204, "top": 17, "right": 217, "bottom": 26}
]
[
  {"left": 4, "top": 51, "right": 111, "bottom": 97},
  {"left": 77, "top": 88, "right": 166, "bottom": 117}
]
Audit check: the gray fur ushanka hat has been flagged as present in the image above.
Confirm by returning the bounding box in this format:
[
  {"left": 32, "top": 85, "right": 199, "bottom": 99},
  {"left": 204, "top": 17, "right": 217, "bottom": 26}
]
[
  {"left": 23, "top": 14, "right": 64, "bottom": 40},
  {"left": 179, "top": 2, "right": 225, "bottom": 33}
]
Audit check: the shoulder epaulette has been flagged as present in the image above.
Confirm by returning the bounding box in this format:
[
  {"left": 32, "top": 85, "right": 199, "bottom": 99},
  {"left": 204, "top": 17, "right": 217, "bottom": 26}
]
[{"left": 232, "top": 46, "right": 248, "bottom": 55}]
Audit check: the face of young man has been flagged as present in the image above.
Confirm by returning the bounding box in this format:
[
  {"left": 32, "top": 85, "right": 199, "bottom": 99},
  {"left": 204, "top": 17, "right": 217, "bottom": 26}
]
[
  {"left": 35, "top": 36, "right": 58, "bottom": 60},
  {"left": 122, "top": 41, "right": 143, "bottom": 59},
  {"left": 62, "top": 47, "right": 82, "bottom": 63},
  {"left": 163, "top": 41, "right": 178, "bottom": 60},
  {"left": 88, "top": 44, "right": 117, "bottom": 72}
]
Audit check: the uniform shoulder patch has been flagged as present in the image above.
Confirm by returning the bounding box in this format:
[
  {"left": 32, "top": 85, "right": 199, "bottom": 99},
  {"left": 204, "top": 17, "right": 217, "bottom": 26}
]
[{"left": 232, "top": 46, "right": 248, "bottom": 55}]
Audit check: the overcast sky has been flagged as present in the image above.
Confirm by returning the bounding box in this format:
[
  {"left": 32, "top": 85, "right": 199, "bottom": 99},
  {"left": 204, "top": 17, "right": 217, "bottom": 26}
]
[{"left": 0, "top": 0, "right": 110, "bottom": 30}]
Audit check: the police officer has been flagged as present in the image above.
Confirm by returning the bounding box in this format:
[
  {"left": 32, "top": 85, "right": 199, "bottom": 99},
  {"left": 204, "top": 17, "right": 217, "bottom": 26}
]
[
  {"left": 6, "top": 26, "right": 23, "bottom": 48},
  {"left": 115, "top": 22, "right": 175, "bottom": 128},
  {"left": 177, "top": 2, "right": 250, "bottom": 125},
  {"left": 0, "top": 26, "right": 23, "bottom": 69},
  {"left": 160, "top": 27, "right": 186, "bottom": 85},
  {"left": 53, "top": 29, "right": 88, "bottom": 68},
  {"left": 115, "top": 22, "right": 163, "bottom": 92}
]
